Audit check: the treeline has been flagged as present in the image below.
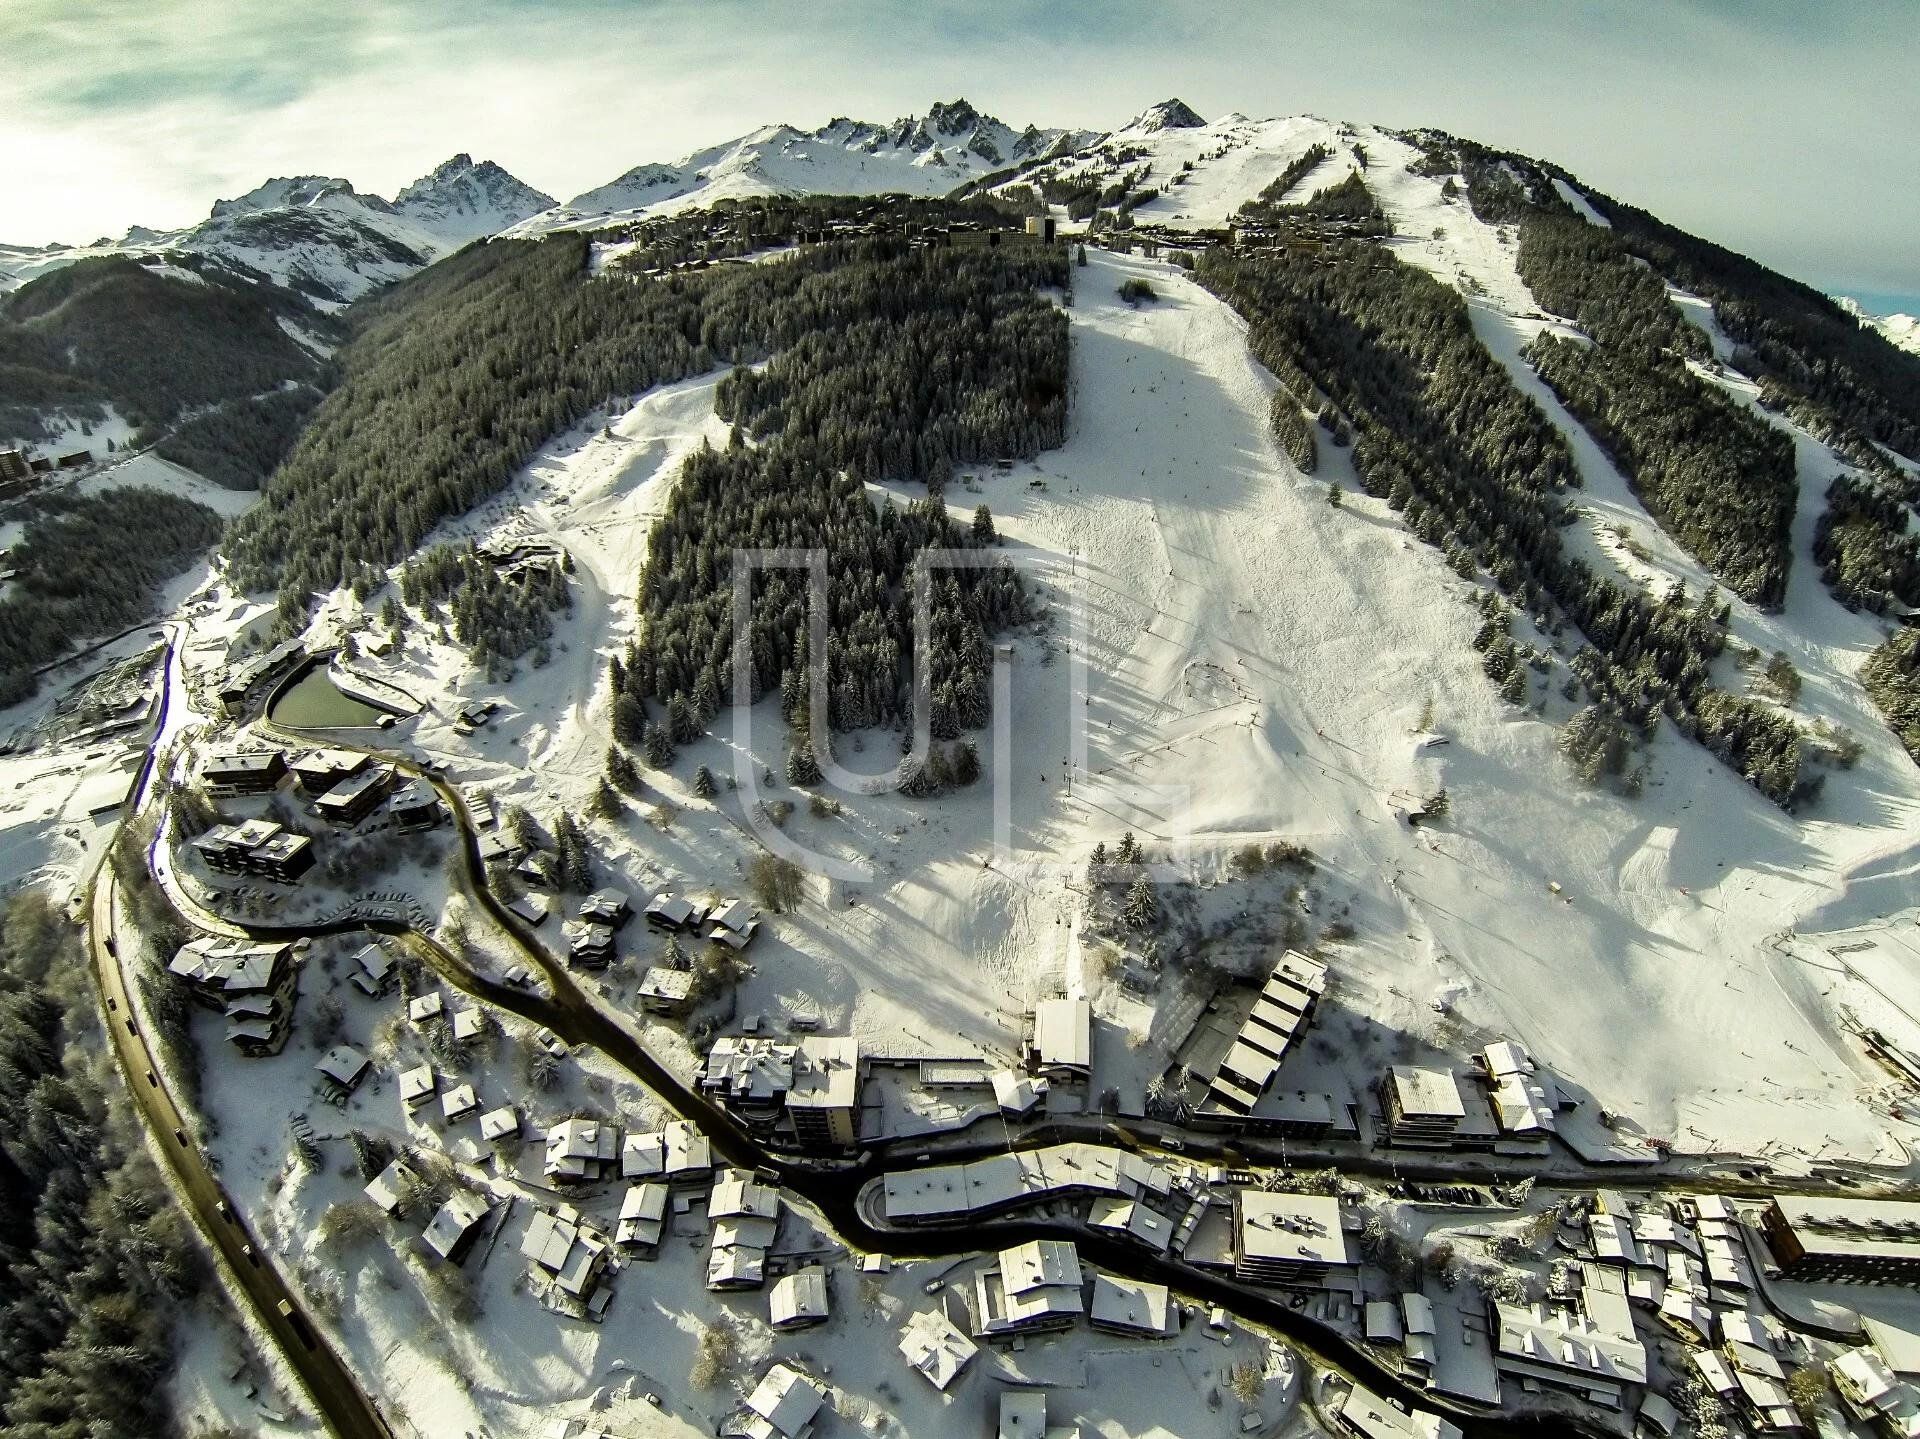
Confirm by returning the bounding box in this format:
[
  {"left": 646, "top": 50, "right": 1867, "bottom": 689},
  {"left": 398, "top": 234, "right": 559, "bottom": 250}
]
[
  {"left": 398, "top": 542, "right": 571, "bottom": 676},
  {"left": 1812, "top": 475, "right": 1920, "bottom": 614},
  {"left": 1528, "top": 334, "right": 1796, "bottom": 607},
  {"left": 619, "top": 242, "right": 1062, "bottom": 747},
  {"left": 0, "top": 486, "right": 224, "bottom": 707},
  {"left": 0, "top": 893, "right": 200, "bottom": 1436},
  {"left": 1237, "top": 143, "right": 1333, "bottom": 220},
  {"left": 1197, "top": 242, "right": 1815, "bottom": 806},
  {"left": 1432, "top": 130, "right": 1920, "bottom": 466},
  {"left": 0, "top": 254, "right": 324, "bottom": 442},
  {"left": 155, "top": 385, "right": 324, "bottom": 490},
  {"left": 1863, "top": 631, "right": 1920, "bottom": 764},
  {"left": 1447, "top": 143, "right": 1798, "bottom": 608},
  {"left": 226, "top": 232, "right": 854, "bottom": 615},
  {"left": 1584, "top": 188, "right": 1920, "bottom": 464},
  {"left": 1511, "top": 207, "right": 1708, "bottom": 361}
]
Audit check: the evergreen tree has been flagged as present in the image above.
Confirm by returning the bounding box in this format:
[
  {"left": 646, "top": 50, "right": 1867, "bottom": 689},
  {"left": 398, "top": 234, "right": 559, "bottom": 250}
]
[
  {"left": 1117, "top": 831, "right": 1139, "bottom": 864},
  {"left": 786, "top": 737, "right": 823, "bottom": 786},
  {"left": 607, "top": 744, "right": 641, "bottom": 795},
  {"left": 972, "top": 505, "right": 996, "bottom": 543},
  {"left": 1123, "top": 876, "right": 1159, "bottom": 931},
  {"left": 590, "top": 778, "right": 621, "bottom": 821},
  {"left": 692, "top": 764, "right": 719, "bottom": 799},
  {"left": 642, "top": 722, "right": 676, "bottom": 769},
  {"left": 951, "top": 740, "right": 981, "bottom": 787},
  {"left": 1087, "top": 841, "right": 1108, "bottom": 884}
]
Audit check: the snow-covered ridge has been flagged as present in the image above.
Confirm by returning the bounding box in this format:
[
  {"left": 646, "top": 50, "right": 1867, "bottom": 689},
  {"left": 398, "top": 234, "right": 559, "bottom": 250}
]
[
  {"left": 508, "top": 98, "right": 1082, "bottom": 236},
  {"left": 1839, "top": 297, "right": 1920, "bottom": 356},
  {"left": 0, "top": 154, "right": 554, "bottom": 306}
]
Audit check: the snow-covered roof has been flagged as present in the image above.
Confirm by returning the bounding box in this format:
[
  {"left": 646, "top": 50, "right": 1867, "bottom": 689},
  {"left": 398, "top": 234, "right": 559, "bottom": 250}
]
[
  {"left": 314, "top": 1045, "right": 370, "bottom": 1089},
  {"left": 769, "top": 1266, "right": 830, "bottom": 1327},
  {"left": 899, "top": 1307, "right": 978, "bottom": 1389},
  {"left": 1387, "top": 1066, "right": 1466, "bottom": 1119},
  {"left": 1235, "top": 1191, "right": 1350, "bottom": 1267},
  {"left": 364, "top": 1156, "right": 414, "bottom": 1214},
  {"left": 1090, "top": 1273, "right": 1174, "bottom": 1336},
  {"left": 1032, "top": 996, "right": 1092, "bottom": 1071},
  {"left": 1336, "top": 1382, "right": 1463, "bottom": 1439},
  {"left": 744, "top": 1364, "right": 826, "bottom": 1438},
  {"left": 422, "top": 1191, "right": 489, "bottom": 1262}
]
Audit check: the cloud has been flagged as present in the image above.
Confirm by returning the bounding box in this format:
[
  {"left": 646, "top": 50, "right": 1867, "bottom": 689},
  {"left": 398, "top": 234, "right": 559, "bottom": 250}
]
[{"left": 2, "top": 0, "right": 1915, "bottom": 303}]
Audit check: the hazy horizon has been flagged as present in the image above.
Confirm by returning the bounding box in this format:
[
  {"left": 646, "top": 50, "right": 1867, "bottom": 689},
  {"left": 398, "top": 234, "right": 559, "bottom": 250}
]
[{"left": 8, "top": 1, "right": 1918, "bottom": 311}]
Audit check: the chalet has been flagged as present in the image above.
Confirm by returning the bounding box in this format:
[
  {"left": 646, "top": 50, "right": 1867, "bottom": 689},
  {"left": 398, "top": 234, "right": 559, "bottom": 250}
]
[
  {"left": 407, "top": 991, "right": 444, "bottom": 1022},
  {"left": 363, "top": 1156, "right": 416, "bottom": 1214},
  {"left": 422, "top": 1192, "right": 491, "bottom": 1264},
  {"left": 708, "top": 1167, "right": 781, "bottom": 1290},
  {"left": 291, "top": 748, "right": 368, "bottom": 796},
  {"left": 1088, "top": 1195, "right": 1175, "bottom": 1254},
  {"left": 1472, "top": 1040, "right": 1564, "bottom": 1146},
  {"left": 349, "top": 941, "right": 395, "bottom": 996},
  {"left": 521, "top": 1208, "right": 610, "bottom": 1302},
  {"left": 899, "top": 1306, "right": 979, "bottom": 1390},
  {"left": 742, "top": 1364, "right": 827, "bottom": 1439},
  {"left": 191, "top": 819, "right": 314, "bottom": 882},
  {"left": 315, "top": 764, "right": 393, "bottom": 825},
  {"left": 769, "top": 1266, "right": 831, "bottom": 1330},
  {"left": 388, "top": 779, "right": 440, "bottom": 830},
  {"left": 577, "top": 888, "right": 632, "bottom": 927},
  {"left": 57, "top": 450, "right": 89, "bottom": 469},
  {"left": 439, "top": 1083, "right": 479, "bottom": 1124},
  {"left": 398, "top": 1064, "right": 436, "bottom": 1110},
  {"left": 0, "top": 449, "right": 29, "bottom": 482},
  {"left": 562, "top": 919, "right": 614, "bottom": 969},
  {"left": 544, "top": 1116, "right": 618, "bottom": 1183},
  {"left": 199, "top": 748, "right": 288, "bottom": 795},
  {"left": 637, "top": 965, "right": 695, "bottom": 1016},
  {"left": 506, "top": 894, "right": 550, "bottom": 926},
  {"left": 645, "top": 892, "right": 702, "bottom": 931},
  {"left": 314, "top": 1045, "right": 371, "bottom": 1097},
  {"left": 614, "top": 1181, "right": 669, "bottom": 1250},
  {"left": 479, "top": 1105, "right": 519, "bottom": 1143},
  {"left": 1029, "top": 996, "right": 1092, "bottom": 1081},
  {"left": 450, "top": 1007, "right": 483, "bottom": 1044},
  {"left": 974, "top": 1239, "right": 1084, "bottom": 1339},
  {"left": 620, "top": 1119, "right": 713, "bottom": 1183},
  {"left": 705, "top": 897, "right": 760, "bottom": 950}
]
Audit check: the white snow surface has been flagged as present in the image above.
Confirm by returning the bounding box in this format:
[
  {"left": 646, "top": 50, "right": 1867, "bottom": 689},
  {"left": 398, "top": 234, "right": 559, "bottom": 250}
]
[
  {"left": 319, "top": 206, "right": 1920, "bottom": 1169},
  {"left": 0, "top": 155, "right": 552, "bottom": 305},
  {"left": 510, "top": 99, "right": 1078, "bottom": 235}
]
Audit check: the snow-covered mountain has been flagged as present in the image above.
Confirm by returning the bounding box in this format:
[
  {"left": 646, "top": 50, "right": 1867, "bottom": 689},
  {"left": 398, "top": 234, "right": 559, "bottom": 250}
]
[
  {"left": 392, "top": 154, "right": 557, "bottom": 246},
  {"left": 1840, "top": 297, "right": 1920, "bottom": 355},
  {"left": 512, "top": 98, "right": 1086, "bottom": 234},
  {"left": 0, "top": 155, "right": 553, "bottom": 308}
]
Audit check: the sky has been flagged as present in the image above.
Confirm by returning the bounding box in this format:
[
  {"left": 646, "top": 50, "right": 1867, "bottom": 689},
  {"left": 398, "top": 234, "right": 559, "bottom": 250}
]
[{"left": 6, "top": 0, "right": 1918, "bottom": 310}]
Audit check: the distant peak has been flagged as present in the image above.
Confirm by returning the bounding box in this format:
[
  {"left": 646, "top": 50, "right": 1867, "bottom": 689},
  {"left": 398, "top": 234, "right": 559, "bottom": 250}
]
[
  {"left": 208, "top": 176, "right": 359, "bottom": 221},
  {"left": 924, "top": 98, "right": 983, "bottom": 135},
  {"left": 1126, "top": 98, "right": 1206, "bottom": 133}
]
